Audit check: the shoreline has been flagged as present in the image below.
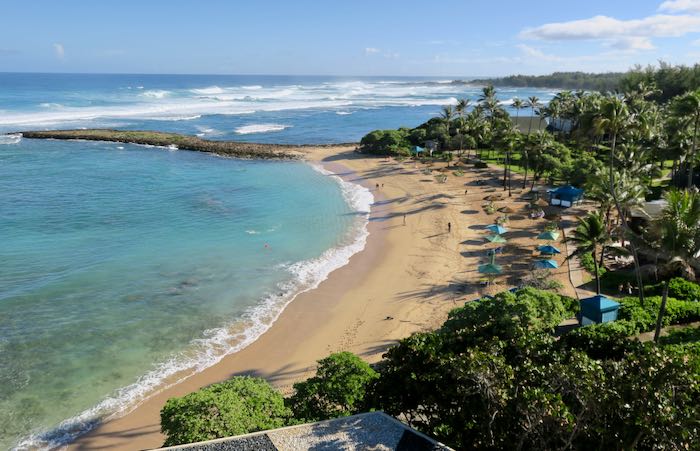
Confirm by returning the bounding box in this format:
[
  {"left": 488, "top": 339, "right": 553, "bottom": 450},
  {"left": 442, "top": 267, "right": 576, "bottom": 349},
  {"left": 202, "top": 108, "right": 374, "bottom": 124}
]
[
  {"left": 65, "top": 145, "right": 576, "bottom": 450},
  {"left": 66, "top": 146, "right": 468, "bottom": 450}
]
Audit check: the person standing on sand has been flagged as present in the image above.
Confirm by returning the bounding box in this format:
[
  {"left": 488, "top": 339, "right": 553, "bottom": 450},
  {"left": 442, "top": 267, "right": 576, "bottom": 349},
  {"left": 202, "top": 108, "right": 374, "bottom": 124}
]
[
  {"left": 403, "top": 214, "right": 406, "bottom": 226},
  {"left": 448, "top": 222, "right": 451, "bottom": 232}
]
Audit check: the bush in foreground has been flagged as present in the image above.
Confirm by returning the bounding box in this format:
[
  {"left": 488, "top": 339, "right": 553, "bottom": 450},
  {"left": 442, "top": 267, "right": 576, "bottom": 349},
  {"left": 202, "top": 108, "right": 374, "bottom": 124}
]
[
  {"left": 286, "top": 351, "right": 378, "bottom": 421},
  {"left": 160, "top": 376, "right": 292, "bottom": 446}
]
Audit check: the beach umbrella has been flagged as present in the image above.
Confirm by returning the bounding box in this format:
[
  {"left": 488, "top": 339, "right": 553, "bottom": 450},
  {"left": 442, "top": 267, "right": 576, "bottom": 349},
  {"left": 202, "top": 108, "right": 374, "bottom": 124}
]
[
  {"left": 537, "top": 244, "right": 561, "bottom": 255},
  {"left": 479, "top": 253, "right": 503, "bottom": 275},
  {"left": 533, "top": 259, "right": 559, "bottom": 269},
  {"left": 485, "top": 234, "right": 507, "bottom": 244},
  {"left": 485, "top": 224, "right": 508, "bottom": 234},
  {"left": 537, "top": 230, "right": 560, "bottom": 241}
]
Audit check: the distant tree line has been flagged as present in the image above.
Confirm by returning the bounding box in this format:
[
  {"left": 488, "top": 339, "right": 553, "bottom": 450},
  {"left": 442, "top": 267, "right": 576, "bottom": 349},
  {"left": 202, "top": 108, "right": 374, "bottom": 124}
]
[
  {"left": 471, "top": 71, "right": 624, "bottom": 91},
  {"left": 621, "top": 61, "right": 700, "bottom": 102}
]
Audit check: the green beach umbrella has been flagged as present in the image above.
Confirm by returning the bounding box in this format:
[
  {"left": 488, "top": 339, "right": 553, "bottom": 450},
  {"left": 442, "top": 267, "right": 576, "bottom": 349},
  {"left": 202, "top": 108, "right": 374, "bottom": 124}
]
[
  {"left": 485, "top": 234, "right": 507, "bottom": 244},
  {"left": 486, "top": 224, "right": 508, "bottom": 234},
  {"left": 537, "top": 230, "right": 560, "bottom": 241},
  {"left": 479, "top": 253, "right": 503, "bottom": 275},
  {"left": 533, "top": 259, "right": 559, "bottom": 269}
]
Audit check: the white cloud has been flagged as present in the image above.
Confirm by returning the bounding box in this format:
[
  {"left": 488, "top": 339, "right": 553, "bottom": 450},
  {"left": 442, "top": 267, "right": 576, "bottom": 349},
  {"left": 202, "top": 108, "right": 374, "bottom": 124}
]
[
  {"left": 364, "top": 47, "right": 380, "bottom": 55},
  {"left": 659, "top": 0, "right": 700, "bottom": 13},
  {"left": 53, "top": 43, "right": 65, "bottom": 59},
  {"left": 520, "top": 13, "right": 700, "bottom": 50}
]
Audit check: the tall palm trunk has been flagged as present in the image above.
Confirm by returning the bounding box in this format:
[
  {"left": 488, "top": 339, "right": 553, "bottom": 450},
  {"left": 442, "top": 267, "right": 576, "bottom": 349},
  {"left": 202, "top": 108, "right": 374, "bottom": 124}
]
[
  {"left": 608, "top": 131, "right": 646, "bottom": 307},
  {"left": 653, "top": 279, "right": 670, "bottom": 342},
  {"left": 592, "top": 249, "right": 601, "bottom": 294},
  {"left": 687, "top": 114, "right": 699, "bottom": 188}
]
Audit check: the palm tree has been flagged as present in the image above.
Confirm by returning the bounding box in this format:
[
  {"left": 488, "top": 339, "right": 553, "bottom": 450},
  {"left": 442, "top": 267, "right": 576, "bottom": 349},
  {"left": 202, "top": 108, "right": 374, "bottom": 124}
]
[
  {"left": 593, "top": 96, "right": 648, "bottom": 306},
  {"left": 566, "top": 213, "right": 611, "bottom": 294},
  {"left": 670, "top": 90, "right": 700, "bottom": 187},
  {"left": 440, "top": 105, "right": 455, "bottom": 150},
  {"left": 526, "top": 96, "right": 540, "bottom": 135},
  {"left": 512, "top": 97, "right": 524, "bottom": 129},
  {"left": 455, "top": 98, "right": 471, "bottom": 157},
  {"left": 646, "top": 188, "right": 700, "bottom": 341}
]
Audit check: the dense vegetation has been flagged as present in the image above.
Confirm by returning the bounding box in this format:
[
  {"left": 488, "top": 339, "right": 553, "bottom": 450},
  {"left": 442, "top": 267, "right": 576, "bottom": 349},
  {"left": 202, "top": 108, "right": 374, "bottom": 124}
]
[
  {"left": 160, "top": 288, "right": 700, "bottom": 449},
  {"left": 472, "top": 71, "right": 624, "bottom": 91}
]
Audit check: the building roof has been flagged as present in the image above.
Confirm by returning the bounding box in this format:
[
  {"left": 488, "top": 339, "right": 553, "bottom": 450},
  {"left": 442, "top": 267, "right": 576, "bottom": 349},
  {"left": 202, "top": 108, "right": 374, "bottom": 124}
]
[
  {"left": 580, "top": 295, "right": 620, "bottom": 313},
  {"left": 156, "top": 412, "right": 453, "bottom": 451}
]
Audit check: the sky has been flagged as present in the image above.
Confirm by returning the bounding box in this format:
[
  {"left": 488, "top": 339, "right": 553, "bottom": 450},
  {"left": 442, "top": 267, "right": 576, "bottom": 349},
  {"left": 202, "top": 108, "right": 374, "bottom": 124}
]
[{"left": 1, "top": 0, "right": 700, "bottom": 76}]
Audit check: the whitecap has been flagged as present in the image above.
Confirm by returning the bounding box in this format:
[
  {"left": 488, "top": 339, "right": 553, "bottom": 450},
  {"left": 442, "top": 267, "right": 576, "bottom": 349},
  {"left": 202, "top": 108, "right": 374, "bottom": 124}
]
[
  {"left": 140, "top": 90, "right": 170, "bottom": 99},
  {"left": 0, "top": 133, "right": 22, "bottom": 145},
  {"left": 335, "top": 111, "right": 353, "bottom": 115},
  {"left": 234, "top": 124, "right": 291, "bottom": 135}
]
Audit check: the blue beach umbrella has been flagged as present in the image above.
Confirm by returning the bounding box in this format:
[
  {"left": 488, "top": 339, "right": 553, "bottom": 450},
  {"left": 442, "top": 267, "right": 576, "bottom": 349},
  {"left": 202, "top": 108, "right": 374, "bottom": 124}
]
[
  {"left": 537, "top": 244, "right": 561, "bottom": 255},
  {"left": 534, "top": 259, "right": 559, "bottom": 269},
  {"left": 485, "top": 224, "right": 508, "bottom": 234}
]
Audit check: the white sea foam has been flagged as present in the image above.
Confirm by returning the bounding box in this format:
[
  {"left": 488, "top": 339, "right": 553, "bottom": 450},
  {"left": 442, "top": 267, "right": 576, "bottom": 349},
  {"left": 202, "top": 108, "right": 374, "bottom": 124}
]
[
  {"left": 39, "top": 102, "right": 63, "bottom": 109},
  {"left": 190, "top": 86, "right": 225, "bottom": 95},
  {"left": 234, "top": 124, "right": 291, "bottom": 135},
  {"left": 0, "top": 133, "right": 22, "bottom": 145},
  {"left": 140, "top": 89, "right": 170, "bottom": 99},
  {"left": 0, "top": 80, "right": 555, "bottom": 130},
  {"left": 335, "top": 111, "right": 353, "bottom": 115},
  {"left": 15, "top": 163, "right": 374, "bottom": 451}
]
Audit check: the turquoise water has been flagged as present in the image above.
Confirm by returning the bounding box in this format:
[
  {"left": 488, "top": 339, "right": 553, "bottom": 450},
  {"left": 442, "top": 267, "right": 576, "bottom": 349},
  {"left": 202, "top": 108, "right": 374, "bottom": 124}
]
[{"left": 0, "top": 138, "right": 371, "bottom": 449}]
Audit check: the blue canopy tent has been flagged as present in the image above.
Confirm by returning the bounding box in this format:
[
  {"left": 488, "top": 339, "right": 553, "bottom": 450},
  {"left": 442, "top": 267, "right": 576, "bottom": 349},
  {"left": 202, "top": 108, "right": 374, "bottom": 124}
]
[
  {"left": 548, "top": 185, "right": 584, "bottom": 208},
  {"left": 412, "top": 146, "right": 425, "bottom": 155},
  {"left": 579, "top": 295, "right": 620, "bottom": 325}
]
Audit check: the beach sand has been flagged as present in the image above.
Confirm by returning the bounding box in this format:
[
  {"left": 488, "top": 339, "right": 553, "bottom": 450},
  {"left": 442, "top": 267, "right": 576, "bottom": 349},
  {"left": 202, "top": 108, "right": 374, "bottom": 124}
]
[{"left": 70, "top": 146, "right": 577, "bottom": 450}]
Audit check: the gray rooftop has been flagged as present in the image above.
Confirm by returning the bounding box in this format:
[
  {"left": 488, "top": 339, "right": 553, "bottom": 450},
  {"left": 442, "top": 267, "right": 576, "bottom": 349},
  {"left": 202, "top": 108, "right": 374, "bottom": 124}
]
[{"left": 156, "top": 411, "right": 453, "bottom": 451}]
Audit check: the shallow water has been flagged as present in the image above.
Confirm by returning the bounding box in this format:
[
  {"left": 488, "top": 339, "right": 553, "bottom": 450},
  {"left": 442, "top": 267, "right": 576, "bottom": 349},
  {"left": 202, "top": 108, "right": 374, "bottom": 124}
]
[{"left": 0, "top": 138, "right": 370, "bottom": 449}]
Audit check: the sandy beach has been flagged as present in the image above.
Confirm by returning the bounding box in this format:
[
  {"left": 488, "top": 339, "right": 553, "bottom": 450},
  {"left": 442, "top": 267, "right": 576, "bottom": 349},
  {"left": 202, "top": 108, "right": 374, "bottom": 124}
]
[{"left": 70, "top": 146, "right": 577, "bottom": 450}]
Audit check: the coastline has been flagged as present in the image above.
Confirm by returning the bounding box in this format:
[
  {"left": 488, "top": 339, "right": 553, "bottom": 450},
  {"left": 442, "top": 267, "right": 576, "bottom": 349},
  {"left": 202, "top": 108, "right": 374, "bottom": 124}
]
[
  {"left": 67, "top": 145, "right": 576, "bottom": 450},
  {"left": 66, "top": 146, "right": 459, "bottom": 450}
]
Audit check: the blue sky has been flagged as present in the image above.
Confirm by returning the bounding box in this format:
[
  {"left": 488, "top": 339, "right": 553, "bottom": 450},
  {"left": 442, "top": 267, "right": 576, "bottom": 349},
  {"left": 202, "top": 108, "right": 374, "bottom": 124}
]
[{"left": 1, "top": 0, "right": 700, "bottom": 76}]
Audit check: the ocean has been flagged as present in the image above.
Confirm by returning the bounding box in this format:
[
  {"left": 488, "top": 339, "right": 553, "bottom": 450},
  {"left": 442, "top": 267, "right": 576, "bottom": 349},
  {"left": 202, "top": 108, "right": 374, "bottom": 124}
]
[{"left": 0, "top": 73, "right": 555, "bottom": 449}]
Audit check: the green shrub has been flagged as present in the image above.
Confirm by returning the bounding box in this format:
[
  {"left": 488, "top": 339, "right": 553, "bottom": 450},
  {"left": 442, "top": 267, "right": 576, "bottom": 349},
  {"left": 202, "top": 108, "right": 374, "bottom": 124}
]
[
  {"left": 359, "top": 129, "right": 410, "bottom": 154},
  {"left": 579, "top": 252, "right": 606, "bottom": 277},
  {"left": 286, "top": 352, "right": 379, "bottom": 421},
  {"left": 619, "top": 295, "right": 700, "bottom": 329},
  {"left": 660, "top": 325, "right": 700, "bottom": 345},
  {"left": 668, "top": 278, "right": 700, "bottom": 302},
  {"left": 443, "top": 288, "right": 576, "bottom": 340},
  {"left": 160, "top": 376, "right": 292, "bottom": 447},
  {"left": 558, "top": 320, "right": 642, "bottom": 360}
]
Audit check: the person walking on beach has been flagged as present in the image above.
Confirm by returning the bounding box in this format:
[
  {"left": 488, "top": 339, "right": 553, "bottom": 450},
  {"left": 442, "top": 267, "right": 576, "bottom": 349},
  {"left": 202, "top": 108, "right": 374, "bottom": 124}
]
[
  {"left": 403, "top": 214, "right": 406, "bottom": 226},
  {"left": 448, "top": 222, "right": 451, "bottom": 232}
]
